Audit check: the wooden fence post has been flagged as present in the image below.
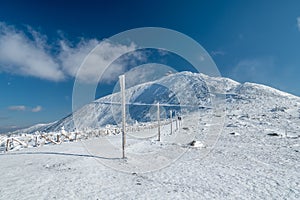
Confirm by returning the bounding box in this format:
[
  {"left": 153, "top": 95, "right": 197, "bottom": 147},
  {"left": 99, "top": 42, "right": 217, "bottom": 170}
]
[
  {"left": 57, "top": 134, "right": 60, "bottom": 143},
  {"left": 5, "top": 138, "right": 10, "bottom": 152},
  {"left": 120, "top": 75, "right": 126, "bottom": 159},
  {"left": 35, "top": 135, "right": 38, "bottom": 147},
  {"left": 176, "top": 116, "right": 178, "bottom": 131},
  {"left": 170, "top": 110, "right": 173, "bottom": 134},
  {"left": 157, "top": 103, "right": 161, "bottom": 141}
]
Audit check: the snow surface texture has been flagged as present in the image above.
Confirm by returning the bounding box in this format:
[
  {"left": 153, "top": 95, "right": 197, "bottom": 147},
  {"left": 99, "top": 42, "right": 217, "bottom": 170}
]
[{"left": 1, "top": 71, "right": 300, "bottom": 199}]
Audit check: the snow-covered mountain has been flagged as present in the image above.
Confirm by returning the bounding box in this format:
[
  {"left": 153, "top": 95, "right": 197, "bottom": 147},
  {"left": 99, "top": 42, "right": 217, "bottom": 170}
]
[{"left": 13, "top": 71, "right": 300, "bottom": 134}]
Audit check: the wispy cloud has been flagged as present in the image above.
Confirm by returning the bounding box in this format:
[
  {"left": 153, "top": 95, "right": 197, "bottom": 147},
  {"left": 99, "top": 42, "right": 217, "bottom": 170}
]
[
  {"left": 124, "top": 63, "right": 176, "bottom": 89},
  {"left": 61, "top": 39, "right": 137, "bottom": 83},
  {"left": 0, "top": 23, "right": 64, "bottom": 81},
  {"left": 0, "top": 22, "right": 140, "bottom": 83},
  {"left": 297, "top": 17, "right": 300, "bottom": 31},
  {"left": 8, "top": 105, "right": 43, "bottom": 112},
  {"left": 8, "top": 105, "right": 26, "bottom": 111},
  {"left": 58, "top": 39, "right": 99, "bottom": 79},
  {"left": 211, "top": 50, "right": 225, "bottom": 56},
  {"left": 31, "top": 105, "right": 42, "bottom": 112},
  {"left": 230, "top": 57, "right": 275, "bottom": 83}
]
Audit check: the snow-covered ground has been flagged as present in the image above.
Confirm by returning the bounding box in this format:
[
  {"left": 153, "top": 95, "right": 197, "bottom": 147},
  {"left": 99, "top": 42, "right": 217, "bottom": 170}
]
[{"left": 0, "top": 110, "right": 299, "bottom": 199}]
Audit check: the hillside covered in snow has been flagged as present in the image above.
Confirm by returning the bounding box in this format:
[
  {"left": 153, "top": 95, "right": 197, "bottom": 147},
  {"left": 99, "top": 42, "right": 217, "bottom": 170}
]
[{"left": 11, "top": 71, "right": 300, "bottom": 135}]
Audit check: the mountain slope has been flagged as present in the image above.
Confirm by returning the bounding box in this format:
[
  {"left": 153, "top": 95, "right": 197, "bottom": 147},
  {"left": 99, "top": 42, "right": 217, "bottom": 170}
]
[{"left": 12, "top": 71, "right": 300, "bottom": 134}]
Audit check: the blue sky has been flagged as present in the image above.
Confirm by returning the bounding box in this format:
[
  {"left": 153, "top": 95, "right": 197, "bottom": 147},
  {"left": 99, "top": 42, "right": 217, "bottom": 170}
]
[{"left": 0, "top": 0, "right": 300, "bottom": 132}]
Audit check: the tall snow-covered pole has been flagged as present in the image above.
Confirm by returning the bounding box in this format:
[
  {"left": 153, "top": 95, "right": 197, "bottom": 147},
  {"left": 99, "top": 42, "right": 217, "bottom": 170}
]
[
  {"left": 170, "top": 110, "right": 173, "bottom": 134},
  {"left": 119, "top": 75, "right": 126, "bottom": 159},
  {"left": 157, "top": 103, "right": 161, "bottom": 141},
  {"left": 175, "top": 110, "right": 178, "bottom": 131}
]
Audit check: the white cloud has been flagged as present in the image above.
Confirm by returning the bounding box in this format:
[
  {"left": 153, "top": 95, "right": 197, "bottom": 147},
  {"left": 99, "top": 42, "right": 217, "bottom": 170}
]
[
  {"left": 8, "top": 105, "right": 26, "bottom": 111},
  {"left": 61, "top": 39, "right": 137, "bottom": 83},
  {"left": 58, "top": 39, "right": 99, "bottom": 78},
  {"left": 8, "top": 105, "right": 43, "bottom": 112},
  {"left": 211, "top": 50, "right": 225, "bottom": 56},
  {"left": 0, "top": 22, "right": 140, "bottom": 83},
  {"left": 297, "top": 17, "right": 300, "bottom": 31},
  {"left": 231, "top": 57, "right": 274, "bottom": 83},
  {"left": 31, "top": 105, "right": 42, "bottom": 112},
  {"left": 124, "top": 63, "right": 176, "bottom": 89},
  {"left": 0, "top": 23, "right": 64, "bottom": 81}
]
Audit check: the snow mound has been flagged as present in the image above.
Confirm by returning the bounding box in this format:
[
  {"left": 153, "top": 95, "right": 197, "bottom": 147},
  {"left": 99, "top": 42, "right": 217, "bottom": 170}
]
[{"left": 188, "top": 140, "right": 205, "bottom": 148}]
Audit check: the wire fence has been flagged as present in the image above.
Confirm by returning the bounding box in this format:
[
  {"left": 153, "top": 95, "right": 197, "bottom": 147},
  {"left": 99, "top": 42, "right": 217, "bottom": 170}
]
[{"left": 1, "top": 93, "right": 215, "bottom": 153}]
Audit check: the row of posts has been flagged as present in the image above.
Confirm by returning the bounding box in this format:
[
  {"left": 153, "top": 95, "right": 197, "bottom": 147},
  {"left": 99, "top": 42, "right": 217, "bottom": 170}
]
[{"left": 157, "top": 103, "right": 180, "bottom": 141}]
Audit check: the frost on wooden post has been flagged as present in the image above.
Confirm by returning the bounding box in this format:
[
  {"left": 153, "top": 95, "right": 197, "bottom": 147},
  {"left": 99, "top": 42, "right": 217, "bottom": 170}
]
[
  {"left": 157, "top": 102, "right": 161, "bottom": 141},
  {"left": 170, "top": 110, "right": 173, "bottom": 134},
  {"left": 119, "top": 75, "right": 126, "bottom": 159}
]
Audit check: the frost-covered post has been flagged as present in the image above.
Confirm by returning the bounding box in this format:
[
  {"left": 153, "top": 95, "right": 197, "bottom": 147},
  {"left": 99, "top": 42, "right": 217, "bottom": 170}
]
[
  {"left": 5, "top": 138, "right": 10, "bottom": 152},
  {"left": 75, "top": 133, "right": 78, "bottom": 141},
  {"left": 175, "top": 110, "right": 178, "bottom": 131},
  {"left": 170, "top": 110, "right": 173, "bottom": 134},
  {"left": 57, "top": 134, "right": 60, "bottom": 143},
  {"left": 157, "top": 103, "right": 161, "bottom": 141},
  {"left": 35, "top": 135, "right": 38, "bottom": 147},
  {"left": 119, "top": 75, "right": 126, "bottom": 159}
]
